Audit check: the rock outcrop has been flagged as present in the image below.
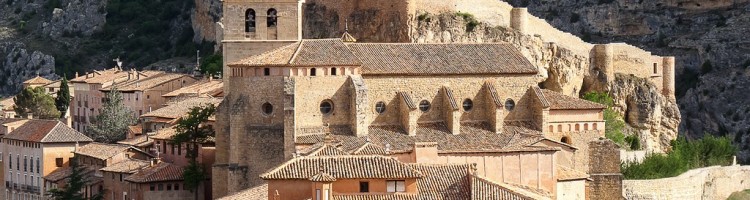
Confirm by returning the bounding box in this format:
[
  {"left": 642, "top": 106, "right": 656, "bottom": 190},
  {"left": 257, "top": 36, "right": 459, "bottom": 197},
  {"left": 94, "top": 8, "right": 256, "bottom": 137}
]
[
  {"left": 0, "top": 42, "right": 58, "bottom": 95},
  {"left": 192, "top": 0, "right": 222, "bottom": 43},
  {"left": 41, "top": 0, "right": 108, "bottom": 39}
]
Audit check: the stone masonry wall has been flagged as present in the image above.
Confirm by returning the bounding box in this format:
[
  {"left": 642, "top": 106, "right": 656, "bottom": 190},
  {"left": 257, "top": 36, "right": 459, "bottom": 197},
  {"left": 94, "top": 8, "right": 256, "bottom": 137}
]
[
  {"left": 588, "top": 139, "right": 624, "bottom": 200},
  {"left": 623, "top": 165, "right": 750, "bottom": 200}
]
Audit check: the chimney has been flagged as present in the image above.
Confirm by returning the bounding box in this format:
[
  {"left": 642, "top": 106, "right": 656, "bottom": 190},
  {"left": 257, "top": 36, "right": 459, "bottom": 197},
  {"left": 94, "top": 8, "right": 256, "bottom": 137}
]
[
  {"left": 136, "top": 71, "right": 141, "bottom": 80},
  {"left": 75, "top": 72, "right": 79, "bottom": 78},
  {"left": 128, "top": 71, "right": 132, "bottom": 80}
]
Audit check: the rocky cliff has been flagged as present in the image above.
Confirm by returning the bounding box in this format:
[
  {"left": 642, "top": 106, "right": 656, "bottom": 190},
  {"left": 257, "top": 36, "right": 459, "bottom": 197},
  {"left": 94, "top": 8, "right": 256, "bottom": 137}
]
[
  {"left": 0, "top": 42, "right": 58, "bottom": 94},
  {"left": 406, "top": 12, "right": 679, "bottom": 152},
  {"left": 503, "top": 0, "right": 750, "bottom": 163}
]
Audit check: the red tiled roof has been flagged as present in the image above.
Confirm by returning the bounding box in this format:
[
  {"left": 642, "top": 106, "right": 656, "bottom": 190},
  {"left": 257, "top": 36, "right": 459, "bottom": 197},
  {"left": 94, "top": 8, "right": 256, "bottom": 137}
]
[
  {"left": 260, "top": 155, "right": 422, "bottom": 180},
  {"left": 124, "top": 162, "right": 183, "bottom": 183},
  {"left": 162, "top": 79, "right": 223, "bottom": 98},
  {"left": 541, "top": 89, "right": 606, "bottom": 110},
  {"left": 128, "top": 125, "right": 143, "bottom": 135},
  {"left": 230, "top": 39, "right": 361, "bottom": 67},
  {"left": 23, "top": 76, "right": 52, "bottom": 85},
  {"left": 75, "top": 142, "right": 131, "bottom": 160},
  {"left": 100, "top": 158, "right": 151, "bottom": 173},
  {"left": 217, "top": 184, "right": 268, "bottom": 200},
  {"left": 4, "top": 119, "right": 92, "bottom": 143},
  {"left": 141, "top": 97, "right": 221, "bottom": 119}
]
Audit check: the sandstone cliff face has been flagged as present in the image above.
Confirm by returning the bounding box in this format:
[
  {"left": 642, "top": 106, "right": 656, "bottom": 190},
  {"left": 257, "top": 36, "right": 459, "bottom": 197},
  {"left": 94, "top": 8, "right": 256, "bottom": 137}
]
[
  {"left": 503, "top": 0, "right": 750, "bottom": 162},
  {"left": 408, "top": 12, "right": 678, "bottom": 152},
  {"left": 192, "top": 0, "right": 221, "bottom": 43}
]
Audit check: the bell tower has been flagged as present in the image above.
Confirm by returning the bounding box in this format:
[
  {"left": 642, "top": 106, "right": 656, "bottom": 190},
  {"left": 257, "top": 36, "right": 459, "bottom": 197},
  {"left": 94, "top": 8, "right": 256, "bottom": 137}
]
[
  {"left": 220, "top": 0, "right": 304, "bottom": 89},
  {"left": 214, "top": 1, "right": 304, "bottom": 198}
]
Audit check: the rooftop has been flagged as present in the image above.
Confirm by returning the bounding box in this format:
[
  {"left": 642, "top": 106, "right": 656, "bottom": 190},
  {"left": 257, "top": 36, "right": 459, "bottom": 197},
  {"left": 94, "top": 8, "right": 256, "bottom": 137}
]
[
  {"left": 161, "top": 79, "right": 223, "bottom": 98},
  {"left": 141, "top": 97, "right": 222, "bottom": 120},
  {"left": 124, "top": 162, "right": 183, "bottom": 183},
  {"left": 23, "top": 76, "right": 53, "bottom": 85},
  {"left": 217, "top": 184, "right": 268, "bottom": 200},
  {"left": 105, "top": 73, "right": 193, "bottom": 92},
  {"left": 100, "top": 158, "right": 152, "bottom": 173},
  {"left": 75, "top": 142, "right": 132, "bottom": 160},
  {"left": 296, "top": 122, "right": 557, "bottom": 154},
  {"left": 43, "top": 165, "right": 100, "bottom": 184},
  {"left": 541, "top": 89, "right": 606, "bottom": 110},
  {"left": 260, "top": 155, "right": 423, "bottom": 180},
  {"left": 0, "top": 96, "right": 15, "bottom": 111},
  {"left": 4, "top": 119, "right": 92, "bottom": 143},
  {"left": 117, "top": 134, "right": 153, "bottom": 148},
  {"left": 229, "top": 39, "right": 538, "bottom": 75}
]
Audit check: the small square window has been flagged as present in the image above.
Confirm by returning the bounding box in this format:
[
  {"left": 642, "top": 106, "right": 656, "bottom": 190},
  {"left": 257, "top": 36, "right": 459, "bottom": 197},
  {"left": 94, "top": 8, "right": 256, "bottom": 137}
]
[
  {"left": 158, "top": 183, "right": 163, "bottom": 191},
  {"left": 359, "top": 181, "right": 369, "bottom": 193},
  {"left": 150, "top": 184, "right": 155, "bottom": 191},
  {"left": 167, "top": 184, "right": 172, "bottom": 191},
  {"left": 55, "top": 158, "right": 63, "bottom": 167}
]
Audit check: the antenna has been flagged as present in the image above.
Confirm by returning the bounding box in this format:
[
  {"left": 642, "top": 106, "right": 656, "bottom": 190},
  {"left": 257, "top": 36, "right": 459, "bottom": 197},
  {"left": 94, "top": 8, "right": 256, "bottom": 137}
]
[{"left": 345, "top": 19, "right": 349, "bottom": 32}]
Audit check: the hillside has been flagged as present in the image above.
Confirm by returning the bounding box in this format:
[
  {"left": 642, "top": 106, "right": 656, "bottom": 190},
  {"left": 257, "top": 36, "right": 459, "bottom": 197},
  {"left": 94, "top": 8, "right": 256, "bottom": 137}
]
[
  {"left": 0, "top": 0, "right": 221, "bottom": 96},
  {"left": 503, "top": 0, "right": 750, "bottom": 163}
]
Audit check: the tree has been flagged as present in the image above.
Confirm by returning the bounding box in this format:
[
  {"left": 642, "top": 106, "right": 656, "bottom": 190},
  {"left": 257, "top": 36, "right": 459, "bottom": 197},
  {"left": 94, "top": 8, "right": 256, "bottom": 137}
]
[
  {"left": 172, "top": 104, "right": 216, "bottom": 196},
  {"left": 87, "top": 86, "right": 135, "bottom": 143},
  {"left": 14, "top": 86, "right": 61, "bottom": 119},
  {"left": 583, "top": 92, "right": 628, "bottom": 147},
  {"left": 200, "top": 54, "right": 222, "bottom": 77},
  {"left": 55, "top": 77, "right": 71, "bottom": 118},
  {"left": 47, "top": 157, "right": 103, "bottom": 200}
]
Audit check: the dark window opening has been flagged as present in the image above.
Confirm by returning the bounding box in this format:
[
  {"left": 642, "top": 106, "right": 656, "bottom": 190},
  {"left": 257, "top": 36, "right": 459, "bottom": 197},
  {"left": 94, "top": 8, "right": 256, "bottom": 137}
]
[
  {"left": 375, "top": 101, "right": 386, "bottom": 114},
  {"left": 267, "top": 9, "right": 278, "bottom": 27},
  {"left": 264, "top": 68, "right": 270, "bottom": 76},
  {"left": 561, "top": 136, "right": 571, "bottom": 144},
  {"left": 320, "top": 100, "right": 333, "bottom": 114},
  {"left": 419, "top": 100, "right": 431, "bottom": 112},
  {"left": 359, "top": 181, "right": 369, "bottom": 193},
  {"left": 55, "top": 157, "right": 63, "bottom": 167},
  {"left": 310, "top": 68, "right": 317, "bottom": 76},
  {"left": 504, "top": 99, "right": 516, "bottom": 111},
  {"left": 150, "top": 184, "right": 155, "bottom": 191},
  {"left": 462, "top": 99, "right": 473, "bottom": 111},
  {"left": 331, "top": 68, "right": 337, "bottom": 75},
  {"left": 245, "top": 9, "right": 256, "bottom": 32},
  {"left": 653, "top": 63, "right": 658, "bottom": 74},
  {"left": 262, "top": 102, "right": 274, "bottom": 115}
]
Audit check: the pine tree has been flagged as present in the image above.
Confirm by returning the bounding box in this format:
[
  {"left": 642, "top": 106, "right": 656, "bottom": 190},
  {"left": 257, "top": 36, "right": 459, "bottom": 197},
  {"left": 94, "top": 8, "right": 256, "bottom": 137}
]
[
  {"left": 14, "top": 86, "right": 61, "bottom": 119},
  {"left": 173, "top": 104, "right": 216, "bottom": 197},
  {"left": 47, "top": 157, "right": 103, "bottom": 200},
  {"left": 55, "top": 77, "right": 71, "bottom": 118},
  {"left": 87, "top": 86, "right": 135, "bottom": 143}
]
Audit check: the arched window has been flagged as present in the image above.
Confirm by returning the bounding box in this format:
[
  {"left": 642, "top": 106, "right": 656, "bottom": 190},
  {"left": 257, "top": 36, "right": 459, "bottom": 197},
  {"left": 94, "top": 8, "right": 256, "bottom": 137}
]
[
  {"left": 584, "top": 123, "right": 589, "bottom": 131},
  {"left": 561, "top": 136, "right": 571, "bottom": 145},
  {"left": 567, "top": 124, "right": 571, "bottom": 131},
  {"left": 593, "top": 123, "right": 598, "bottom": 130},
  {"left": 575, "top": 124, "right": 580, "bottom": 131},
  {"left": 310, "top": 68, "right": 317, "bottom": 76},
  {"left": 331, "top": 68, "right": 337, "bottom": 76},
  {"left": 245, "top": 9, "right": 256, "bottom": 32},
  {"left": 267, "top": 9, "right": 278, "bottom": 27},
  {"left": 548, "top": 125, "right": 554, "bottom": 133},
  {"left": 557, "top": 125, "right": 562, "bottom": 132}
]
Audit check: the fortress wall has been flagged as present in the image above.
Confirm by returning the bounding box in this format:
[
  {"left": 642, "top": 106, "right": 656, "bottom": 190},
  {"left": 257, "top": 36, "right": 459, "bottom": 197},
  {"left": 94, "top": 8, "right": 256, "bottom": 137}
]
[
  {"left": 622, "top": 165, "right": 750, "bottom": 200},
  {"left": 362, "top": 75, "right": 538, "bottom": 127}
]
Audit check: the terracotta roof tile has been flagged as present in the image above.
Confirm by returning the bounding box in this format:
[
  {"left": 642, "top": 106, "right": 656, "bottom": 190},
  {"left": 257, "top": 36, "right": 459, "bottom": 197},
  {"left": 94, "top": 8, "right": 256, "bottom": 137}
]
[
  {"left": 124, "top": 162, "right": 183, "bottom": 183},
  {"left": 309, "top": 171, "right": 337, "bottom": 182},
  {"left": 217, "top": 184, "right": 268, "bottom": 200},
  {"left": 43, "top": 165, "right": 99, "bottom": 183},
  {"left": 443, "top": 87, "right": 458, "bottom": 110},
  {"left": 162, "top": 79, "right": 223, "bottom": 98},
  {"left": 4, "top": 119, "right": 92, "bottom": 143},
  {"left": 306, "top": 144, "right": 349, "bottom": 156},
  {"left": 409, "top": 164, "right": 472, "bottom": 199},
  {"left": 150, "top": 126, "right": 177, "bottom": 140},
  {"left": 347, "top": 42, "right": 537, "bottom": 75},
  {"left": 117, "top": 134, "right": 153, "bottom": 147},
  {"left": 105, "top": 73, "right": 194, "bottom": 91},
  {"left": 397, "top": 92, "right": 416, "bottom": 109},
  {"left": 260, "top": 155, "right": 422, "bottom": 180},
  {"left": 541, "top": 89, "right": 606, "bottom": 110},
  {"left": 471, "top": 175, "right": 549, "bottom": 200},
  {"left": 23, "top": 76, "right": 52, "bottom": 85},
  {"left": 141, "top": 97, "right": 222, "bottom": 119},
  {"left": 128, "top": 125, "right": 143, "bottom": 135},
  {"left": 297, "top": 122, "right": 555, "bottom": 154},
  {"left": 100, "top": 158, "right": 151, "bottom": 173},
  {"left": 0, "top": 96, "right": 15, "bottom": 111},
  {"left": 484, "top": 81, "right": 503, "bottom": 107},
  {"left": 230, "top": 39, "right": 538, "bottom": 75},
  {"left": 531, "top": 86, "right": 550, "bottom": 108},
  {"left": 230, "top": 39, "right": 361, "bottom": 67},
  {"left": 75, "top": 142, "right": 131, "bottom": 160},
  {"left": 350, "top": 142, "right": 387, "bottom": 155}
]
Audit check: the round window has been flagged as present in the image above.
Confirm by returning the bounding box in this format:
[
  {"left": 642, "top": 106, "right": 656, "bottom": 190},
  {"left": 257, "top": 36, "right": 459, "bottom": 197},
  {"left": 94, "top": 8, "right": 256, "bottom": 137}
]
[
  {"left": 504, "top": 99, "right": 515, "bottom": 111},
  {"left": 320, "top": 100, "right": 333, "bottom": 115},
  {"left": 419, "top": 100, "right": 430, "bottom": 112},
  {"left": 375, "top": 101, "right": 386, "bottom": 114},
  {"left": 462, "top": 99, "right": 473, "bottom": 111},
  {"left": 262, "top": 102, "right": 273, "bottom": 115}
]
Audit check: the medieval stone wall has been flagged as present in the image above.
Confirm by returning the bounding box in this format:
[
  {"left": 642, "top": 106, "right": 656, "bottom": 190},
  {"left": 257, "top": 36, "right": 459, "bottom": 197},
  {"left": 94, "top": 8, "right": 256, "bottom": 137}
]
[
  {"left": 588, "top": 139, "right": 623, "bottom": 200},
  {"left": 622, "top": 165, "right": 750, "bottom": 200}
]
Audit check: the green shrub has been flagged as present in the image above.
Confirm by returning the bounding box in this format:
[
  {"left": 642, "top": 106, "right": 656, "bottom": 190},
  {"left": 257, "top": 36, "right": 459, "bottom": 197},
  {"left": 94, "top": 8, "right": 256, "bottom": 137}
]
[
  {"left": 625, "top": 134, "right": 641, "bottom": 150},
  {"left": 622, "top": 135, "right": 736, "bottom": 179},
  {"left": 582, "top": 92, "right": 627, "bottom": 146},
  {"left": 417, "top": 13, "right": 430, "bottom": 22},
  {"left": 456, "top": 12, "right": 480, "bottom": 32}
]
